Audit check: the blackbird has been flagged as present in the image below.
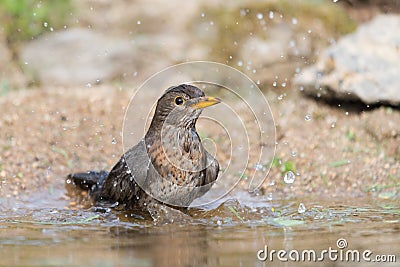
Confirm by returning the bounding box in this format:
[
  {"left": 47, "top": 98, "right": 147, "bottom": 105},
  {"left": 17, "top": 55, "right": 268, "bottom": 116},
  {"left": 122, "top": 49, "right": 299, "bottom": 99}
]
[{"left": 68, "top": 84, "right": 220, "bottom": 210}]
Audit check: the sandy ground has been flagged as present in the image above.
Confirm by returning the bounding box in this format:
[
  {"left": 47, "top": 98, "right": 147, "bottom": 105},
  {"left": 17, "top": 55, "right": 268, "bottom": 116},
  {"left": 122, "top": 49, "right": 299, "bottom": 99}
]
[
  {"left": 0, "top": 84, "right": 398, "bottom": 206},
  {"left": 1, "top": 0, "right": 400, "bottom": 208}
]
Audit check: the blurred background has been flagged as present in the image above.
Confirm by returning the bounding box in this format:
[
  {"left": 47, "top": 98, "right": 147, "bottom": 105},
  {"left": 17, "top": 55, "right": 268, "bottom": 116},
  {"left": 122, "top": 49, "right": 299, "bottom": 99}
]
[
  {"left": 1, "top": 1, "right": 400, "bottom": 266},
  {"left": 0, "top": 0, "right": 397, "bottom": 90},
  {"left": 1, "top": 0, "right": 399, "bottom": 201}
]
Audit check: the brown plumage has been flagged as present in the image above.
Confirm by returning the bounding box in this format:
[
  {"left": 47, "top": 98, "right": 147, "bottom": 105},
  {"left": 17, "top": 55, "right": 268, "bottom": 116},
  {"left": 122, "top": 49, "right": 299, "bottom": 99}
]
[{"left": 68, "top": 84, "right": 220, "bottom": 210}]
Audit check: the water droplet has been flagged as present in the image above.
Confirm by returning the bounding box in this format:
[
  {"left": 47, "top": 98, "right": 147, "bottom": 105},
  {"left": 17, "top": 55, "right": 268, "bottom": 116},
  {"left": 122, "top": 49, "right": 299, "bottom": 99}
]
[
  {"left": 269, "top": 180, "right": 275, "bottom": 186},
  {"left": 137, "top": 20, "right": 141, "bottom": 25},
  {"left": 254, "top": 163, "right": 264, "bottom": 171},
  {"left": 269, "top": 11, "right": 274, "bottom": 19},
  {"left": 256, "top": 13, "right": 263, "bottom": 20},
  {"left": 237, "top": 60, "right": 243, "bottom": 67},
  {"left": 305, "top": 114, "right": 311, "bottom": 121},
  {"left": 111, "top": 138, "right": 117, "bottom": 144},
  {"left": 86, "top": 83, "right": 92, "bottom": 88},
  {"left": 217, "top": 220, "right": 222, "bottom": 226},
  {"left": 283, "top": 171, "right": 295, "bottom": 184},
  {"left": 113, "top": 181, "right": 118, "bottom": 187},
  {"left": 291, "top": 151, "right": 297, "bottom": 157},
  {"left": 267, "top": 192, "right": 273, "bottom": 201},
  {"left": 66, "top": 179, "right": 71, "bottom": 184},
  {"left": 298, "top": 203, "right": 306, "bottom": 213},
  {"left": 331, "top": 122, "right": 336, "bottom": 128},
  {"left": 291, "top": 17, "right": 298, "bottom": 25},
  {"left": 272, "top": 81, "right": 277, "bottom": 87},
  {"left": 332, "top": 0, "right": 339, "bottom": 2},
  {"left": 201, "top": 13, "right": 205, "bottom": 17},
  {"left": 43, "top": 22, "right": 48, "bottom": 27}
]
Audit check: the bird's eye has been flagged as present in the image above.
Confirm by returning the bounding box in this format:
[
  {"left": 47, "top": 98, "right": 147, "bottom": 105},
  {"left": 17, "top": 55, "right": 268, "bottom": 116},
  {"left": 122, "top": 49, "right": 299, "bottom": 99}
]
[{"left": 174, "top": 96, "right": 185, "bottom": 106}]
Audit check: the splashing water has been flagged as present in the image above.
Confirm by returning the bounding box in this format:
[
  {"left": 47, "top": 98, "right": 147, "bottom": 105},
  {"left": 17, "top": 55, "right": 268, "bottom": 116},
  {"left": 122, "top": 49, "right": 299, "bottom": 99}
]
[
  {"left": 298, "top": 203, "right": 306, "bottom": 213},
  {"left": 283, "top": 171, "right": 295, "bottom": 184}
]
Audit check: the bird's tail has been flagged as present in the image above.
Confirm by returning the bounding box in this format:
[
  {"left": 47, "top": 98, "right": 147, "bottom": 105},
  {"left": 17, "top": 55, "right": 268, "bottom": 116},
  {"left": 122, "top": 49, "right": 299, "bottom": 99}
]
[{"left": 67, "top": 170, "right": 108, "bottom": 192}]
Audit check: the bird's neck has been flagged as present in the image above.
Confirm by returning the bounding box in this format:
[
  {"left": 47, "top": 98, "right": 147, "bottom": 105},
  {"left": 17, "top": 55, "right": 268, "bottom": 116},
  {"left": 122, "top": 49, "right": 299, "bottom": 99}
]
[{"left": 145, "top": 123, "right": 202, "bottom": 160}]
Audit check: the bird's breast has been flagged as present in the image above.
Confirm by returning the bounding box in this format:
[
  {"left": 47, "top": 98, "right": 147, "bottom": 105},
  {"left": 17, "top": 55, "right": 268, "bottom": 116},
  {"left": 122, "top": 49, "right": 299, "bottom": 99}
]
[{"left": 149, "top": 126, "right": 206, "bottom": 184}]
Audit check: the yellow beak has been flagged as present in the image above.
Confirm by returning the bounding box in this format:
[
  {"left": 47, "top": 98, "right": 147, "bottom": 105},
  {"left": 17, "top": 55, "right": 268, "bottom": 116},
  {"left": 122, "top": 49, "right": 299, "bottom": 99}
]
[{"left": 190, "top": 96, "right": 221, "bottom": 109}]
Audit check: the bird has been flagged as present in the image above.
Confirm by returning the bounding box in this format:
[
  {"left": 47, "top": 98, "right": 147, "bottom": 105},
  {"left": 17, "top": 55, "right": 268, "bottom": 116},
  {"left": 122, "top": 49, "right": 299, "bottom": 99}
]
[{"left": 67, "top": 84, "right": 220, "bottom": 211}]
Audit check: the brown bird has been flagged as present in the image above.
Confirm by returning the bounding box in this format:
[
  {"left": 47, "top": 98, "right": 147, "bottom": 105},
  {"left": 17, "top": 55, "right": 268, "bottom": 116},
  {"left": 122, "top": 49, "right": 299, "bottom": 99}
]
[{"left": 68, "top": 84, "right": 220, "bottom": 210}]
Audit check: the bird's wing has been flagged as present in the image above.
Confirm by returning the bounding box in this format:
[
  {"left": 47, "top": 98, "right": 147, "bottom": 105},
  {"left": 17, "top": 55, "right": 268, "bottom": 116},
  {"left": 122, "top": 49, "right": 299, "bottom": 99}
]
[
  {"left": 97, "top": 140, "right": 151, "bottom": 205},
  {"left": 196, "top": 150, "right": 219, "bottom": 197}
]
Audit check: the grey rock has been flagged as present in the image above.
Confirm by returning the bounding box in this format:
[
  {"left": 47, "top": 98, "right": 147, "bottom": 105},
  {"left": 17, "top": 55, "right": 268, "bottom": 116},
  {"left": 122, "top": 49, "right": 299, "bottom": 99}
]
[
  {"left": 20, "top": 28, "right": 137, "bottom": 86},
  {"left": 294, "top": 15, "right": 400, "bottom": 106}
]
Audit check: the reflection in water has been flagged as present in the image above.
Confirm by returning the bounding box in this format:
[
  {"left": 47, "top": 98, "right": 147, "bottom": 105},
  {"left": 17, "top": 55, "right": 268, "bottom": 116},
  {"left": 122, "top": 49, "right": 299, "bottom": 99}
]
[
  {"left": 109, "top": 225, "right": 210, "bottom": 266},
  {"left": 0, "top": 190, "right": 400, "bottom": 266}
]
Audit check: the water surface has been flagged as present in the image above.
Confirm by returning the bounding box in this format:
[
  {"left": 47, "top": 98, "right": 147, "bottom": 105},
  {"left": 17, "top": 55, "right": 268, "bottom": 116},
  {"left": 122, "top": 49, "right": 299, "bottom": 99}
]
[{"left": 1, "top": 188, "right": 399, "bottom": 266}]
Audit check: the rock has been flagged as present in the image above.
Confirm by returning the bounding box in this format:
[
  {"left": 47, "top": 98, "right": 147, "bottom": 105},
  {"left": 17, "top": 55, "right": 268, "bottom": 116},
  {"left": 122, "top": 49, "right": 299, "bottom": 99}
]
[
  {"left": 362, "top": 107, "right": 400, "bottom": 141},
  {"left": 294, "top": 15, "right": 400, "bottom": 106},
  {"left": 20, "top": 28, "right": 137, "bottom": 86}
]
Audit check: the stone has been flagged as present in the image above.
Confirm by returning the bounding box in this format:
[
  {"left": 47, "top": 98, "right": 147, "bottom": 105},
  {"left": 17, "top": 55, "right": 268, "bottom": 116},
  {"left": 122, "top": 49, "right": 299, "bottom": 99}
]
[
  {"left": 20, "top": 28, "right": 137, "bottom": 86},
  {"left": 294, "top": 15, "right": 400, "bottom": 106}
]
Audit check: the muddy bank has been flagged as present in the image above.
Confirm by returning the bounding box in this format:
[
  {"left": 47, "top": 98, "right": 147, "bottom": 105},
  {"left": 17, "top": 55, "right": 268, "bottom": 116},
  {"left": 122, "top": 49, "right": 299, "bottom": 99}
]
[{"left": 0, "top": 86, "right": 398, "bottom": 207}]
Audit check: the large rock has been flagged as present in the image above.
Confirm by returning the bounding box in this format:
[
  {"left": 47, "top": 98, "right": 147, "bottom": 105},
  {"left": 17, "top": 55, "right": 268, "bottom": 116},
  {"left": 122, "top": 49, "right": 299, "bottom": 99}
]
[
  {"left": 294, "top": 15, "right": 400, "bottom": 106},
  {"left": 20, "top": 28, "right": 137, "bottom": 86}
]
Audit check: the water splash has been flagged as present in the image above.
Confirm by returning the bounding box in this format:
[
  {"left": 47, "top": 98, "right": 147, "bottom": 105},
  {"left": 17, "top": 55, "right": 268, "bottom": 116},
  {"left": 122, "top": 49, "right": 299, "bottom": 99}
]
[
  {"left": 298, "top": 203, "right": 306, "bottom": 214},
  {"left": 283, "top": 171, "right": 295, "bottom": 184}
]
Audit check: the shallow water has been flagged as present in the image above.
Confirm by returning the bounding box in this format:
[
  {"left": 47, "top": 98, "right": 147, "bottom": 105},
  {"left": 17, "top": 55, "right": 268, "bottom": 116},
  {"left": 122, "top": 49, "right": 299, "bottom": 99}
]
[{"left": 1, "top": 188, "right": 399, "bottom": 267}]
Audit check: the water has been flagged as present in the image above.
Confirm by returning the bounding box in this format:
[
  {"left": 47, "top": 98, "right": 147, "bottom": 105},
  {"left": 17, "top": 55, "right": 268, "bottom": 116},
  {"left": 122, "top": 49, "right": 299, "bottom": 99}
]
[
  {"left": 283, "top": 171, "right": 295, "bottom": 184},
  {"left": 1, "top": 188, "right": 399, "bottom": 266}
]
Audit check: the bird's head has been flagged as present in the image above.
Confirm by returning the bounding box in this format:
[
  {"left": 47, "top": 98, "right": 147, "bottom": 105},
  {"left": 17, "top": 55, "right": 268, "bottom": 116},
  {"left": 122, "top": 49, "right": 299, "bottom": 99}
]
[{"left": 149, "top": 84, "right": 220, "bottom": 130}]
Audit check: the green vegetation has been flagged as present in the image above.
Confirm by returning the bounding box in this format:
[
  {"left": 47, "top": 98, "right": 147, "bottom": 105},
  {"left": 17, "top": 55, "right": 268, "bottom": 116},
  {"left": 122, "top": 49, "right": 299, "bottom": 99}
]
[
  {"left": 271, "top": 156, "right": 296, "bottom": 173},
  {"left": 228, "top": 206, "right": 245, "bottom": 222},
  {"left": 346, "top": 130, "right": 356, "bottom": 141},
  {"left": 0, "top": 0, "right": 73, "bottom": 50},
  {"left": 329, "top": 159, "right": 349, "bottom": 167}
]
